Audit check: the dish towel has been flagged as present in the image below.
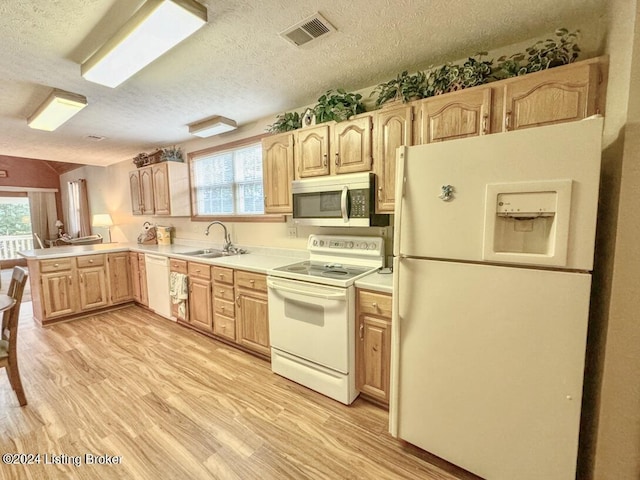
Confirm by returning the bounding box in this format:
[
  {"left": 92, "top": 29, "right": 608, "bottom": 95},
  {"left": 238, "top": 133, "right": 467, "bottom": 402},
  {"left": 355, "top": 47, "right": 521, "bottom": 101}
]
[{"left": 169, "top": 272, "right": 188, "bottom": 319}]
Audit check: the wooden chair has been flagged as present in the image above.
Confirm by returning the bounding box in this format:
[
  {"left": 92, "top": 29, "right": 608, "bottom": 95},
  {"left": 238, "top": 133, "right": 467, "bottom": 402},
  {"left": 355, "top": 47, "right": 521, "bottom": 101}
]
[{"left": 0, "top": 267, "right": 28, "bottom": 406}]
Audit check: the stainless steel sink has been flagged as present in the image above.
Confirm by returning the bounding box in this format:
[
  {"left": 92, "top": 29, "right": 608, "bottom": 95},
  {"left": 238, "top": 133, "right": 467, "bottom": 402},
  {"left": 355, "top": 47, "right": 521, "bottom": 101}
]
[{"left": 180, "top": 248, "right": 244, "bottom": 258}]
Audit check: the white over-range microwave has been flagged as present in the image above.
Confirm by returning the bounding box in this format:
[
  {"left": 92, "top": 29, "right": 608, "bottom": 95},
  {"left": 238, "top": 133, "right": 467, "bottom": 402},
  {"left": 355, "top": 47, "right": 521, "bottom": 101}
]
[{"left": 291, "top": 172, "right": 390, "bottom": 227}]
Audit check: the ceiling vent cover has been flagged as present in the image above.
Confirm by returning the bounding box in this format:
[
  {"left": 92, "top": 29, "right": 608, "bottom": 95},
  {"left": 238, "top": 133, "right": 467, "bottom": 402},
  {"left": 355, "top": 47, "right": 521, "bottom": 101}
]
[{"left": 280, "top": 13, "right": 336, "bottom": 47}]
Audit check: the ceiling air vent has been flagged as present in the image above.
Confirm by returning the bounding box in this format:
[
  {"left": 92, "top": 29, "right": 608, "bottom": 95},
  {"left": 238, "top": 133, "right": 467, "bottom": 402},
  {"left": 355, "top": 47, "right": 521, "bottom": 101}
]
[{"left": 280, "top": 13, "right": 336, "bottom": 47}]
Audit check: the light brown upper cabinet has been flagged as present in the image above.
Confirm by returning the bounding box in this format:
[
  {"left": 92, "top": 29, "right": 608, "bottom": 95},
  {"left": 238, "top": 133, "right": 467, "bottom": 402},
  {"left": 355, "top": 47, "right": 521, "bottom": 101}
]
[
  {"left": 129, "top": 162, "right": 190, "bottom": 216},
  {"left": 295, "top": 124, "right": 331, "bottom": 178},
  {"left": 332, "top": 115, "right": 373, "bottom": 175},
  {"left": 294, "top": 113, "right": 373, "bottom": 179},
  {"left": 419, "top": 86, "right": 492, "bottom": 144},
  {"left": 262, "top": 132, "right": 294, "bottom": 214},
  {"left": 501, "top": 58, "right": 604, "bottom": 131},
  {"left": 374, "top": 105, "right": 413, "bottom": 213}
]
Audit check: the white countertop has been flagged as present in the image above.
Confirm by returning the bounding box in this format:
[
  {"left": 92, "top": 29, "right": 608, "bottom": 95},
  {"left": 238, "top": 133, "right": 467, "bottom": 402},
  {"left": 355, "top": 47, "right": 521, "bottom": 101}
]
[
  {"left": 19, "top": 242, "right": 302, "bottom": 275},
  {"left": 355, "top": 269, "right": 394, "bottom": 294}
]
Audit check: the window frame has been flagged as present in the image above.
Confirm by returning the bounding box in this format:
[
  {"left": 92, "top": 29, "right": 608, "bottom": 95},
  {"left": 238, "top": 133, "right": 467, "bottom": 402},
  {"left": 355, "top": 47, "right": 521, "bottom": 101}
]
[{"left": 188, "top": 134, "right": 285, "bottom": 223}]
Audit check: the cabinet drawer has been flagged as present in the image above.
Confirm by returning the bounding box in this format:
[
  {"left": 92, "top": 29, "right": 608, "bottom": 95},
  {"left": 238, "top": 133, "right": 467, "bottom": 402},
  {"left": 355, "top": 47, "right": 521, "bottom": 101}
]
[
  {"left": 76, "top": 254, "right": 105, "bottom": 268},
  {"left": 358, "top": 290, "right": 392, "bottom": 318},
  {"left": 213, "top": 285, "right": 235, "bottom": 301},
  {"left": 213, "top": 267, "right": 234, "bottom": 285},
  {"left": 214, "top": 298, "right": 235, "bottom": 318},
  {"left": 40, "top": 258, "right": 73, "bottom": 273},
  {"left": 235, "top": 270, "right": 266, "bottom": 292},
  {"left": 188, "top": 262, "right": 211, "bottom": 280},
  {"left": 170, "top": 258, "right": 188, "bottom": 274},
  {"left": 214, "top": 315, "right": 236, "bottom": 341}
]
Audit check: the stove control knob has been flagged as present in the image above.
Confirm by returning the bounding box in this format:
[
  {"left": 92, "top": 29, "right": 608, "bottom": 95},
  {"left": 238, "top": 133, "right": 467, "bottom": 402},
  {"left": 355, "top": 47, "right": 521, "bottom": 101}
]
[
  {"left": 312, "top": 240, "right": 318, "bottom": 246},
  {"left": 319, "top": 240, "right": 325, "bottom": 247},
  {"left": 347, "top": 241, "right": 354, "bottom": 249},
  {"left": 369, "top": 242, "right": 377, "bottom": 250}
]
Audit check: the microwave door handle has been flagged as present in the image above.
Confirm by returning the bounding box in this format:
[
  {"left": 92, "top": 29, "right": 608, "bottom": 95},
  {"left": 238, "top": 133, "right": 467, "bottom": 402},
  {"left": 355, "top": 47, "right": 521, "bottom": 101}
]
[{"left": 341, "top": 186, "right": 349, "bottom": 223}]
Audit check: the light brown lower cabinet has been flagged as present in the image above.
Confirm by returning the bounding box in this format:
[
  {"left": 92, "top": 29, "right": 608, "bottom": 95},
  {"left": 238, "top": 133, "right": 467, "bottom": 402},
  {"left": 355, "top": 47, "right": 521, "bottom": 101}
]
[
  {"left": 234, "top": 270, "right": 270, "bottom": 357},
  {"left": 212, "top": 266, "right": 235, "bottom": 340},
  {"left": 108, "top": 252, "right": 133, "bottom": 304},
  {"left": 188, "top": 261, "right": 213, "bottom": 332},
  {"left": 130, "top": 252, "right": 149, "bottom": 307},
  {"left": 78, "top": 263, "right": 108, "bottom": 311},
  {"left": 356, "top": 289, "right": 392, "bottom": 406},
  {"left": 29, "top": 253, "right": 133, "bottom": 325}
]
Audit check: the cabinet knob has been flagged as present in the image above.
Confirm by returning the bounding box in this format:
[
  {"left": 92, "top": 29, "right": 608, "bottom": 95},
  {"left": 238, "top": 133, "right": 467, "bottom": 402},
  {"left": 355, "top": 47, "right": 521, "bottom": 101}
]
[
  {"left": 196, "top": 269, "right": 200, "bottom": 273},
  {"left": 220, "top": 290, "right": 224, "bottom": 295},
  {"left": 221, "top": 305, "right": 225, "bottom": 311},
  {"left": 250, "top": 279, "right": 255, "bottom": 285},
  {"left": 372, "top": 302, "right": 378, "bottom": 309},
  {"left": 359, "top": 324, "right": 364, "bottom": 340},
  {"left": 236, "top": 295, "right": 241, "bottom": 307},
  {"left": 335, "top": 153, "right": 340, "bottom": 166},
  {"left": 89, "top": 259, "right": 94, "bottom": 263},
  {"left": 54, "top": 263, "right": 59, "bottom": 267},
  {"left": 505, "top": 111, "right": 512, "bottom": 131}
]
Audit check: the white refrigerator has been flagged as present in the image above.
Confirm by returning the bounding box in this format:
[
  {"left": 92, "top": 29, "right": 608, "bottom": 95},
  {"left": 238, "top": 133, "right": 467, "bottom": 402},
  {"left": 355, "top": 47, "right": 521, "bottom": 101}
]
[{"left": 390, "top": 117, "right": 603, "bottom": 480}]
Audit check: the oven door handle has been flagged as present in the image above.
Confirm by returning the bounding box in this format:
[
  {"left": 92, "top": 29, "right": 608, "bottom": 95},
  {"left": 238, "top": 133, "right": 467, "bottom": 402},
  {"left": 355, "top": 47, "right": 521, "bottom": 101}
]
[
  {"left": 340, "top": 186, "right": 349, "bottom": 223},
  {"left": 267, "top": 279, "right": 347, "bottom": 301}
]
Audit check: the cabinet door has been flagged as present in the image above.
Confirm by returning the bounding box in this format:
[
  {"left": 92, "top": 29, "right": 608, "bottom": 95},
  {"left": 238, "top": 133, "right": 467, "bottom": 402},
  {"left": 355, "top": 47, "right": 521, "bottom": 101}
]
[
  {"left": 129, "top": 171, "right": 143, "bottom": 215},
  {"left": 262, "top": 133, "right": 294, "bottom": 213},
  {"left": 503, "top": 62, "right": 596, "bottom": 131},
  {"left": 236, "top": 290, "right": 270, "bottom": 357},
  {"left": 139, "top": 167, "right": 155, "bottom": 215},
  {"left": 108, "top": 253, "right": 133, "bottom": 304},
  {"left": 332, "top": 115, "right": 373, "bottom": 174},
  {"left": 420, "top": 86, "right": 491, "bottom": 144},
  {"left": 138, "top": 254, "right": 149, "bottom": 307},
  {"left": 41, "top": 272, "right": 76, "bottom": 319},
  {"left": 374, "top": 106, "right": 413, "bottom": 213},
  {"left": 152, "top": 163, "right": 171, "bottom": 215},
  {"left": 129, "top": 252, "right": 141, "bottom": 303},
  {"left": 295, "top": 125, "right": 330, "bottom": 178},
  {"left": 78, "top": 266, "right": 108, "bottom": 311},
  {"left": 189, "top": 279, "right": 213, "bottom": 332},
  {"left": 356, "top": 314, "right": 392, "bottom": 404}
]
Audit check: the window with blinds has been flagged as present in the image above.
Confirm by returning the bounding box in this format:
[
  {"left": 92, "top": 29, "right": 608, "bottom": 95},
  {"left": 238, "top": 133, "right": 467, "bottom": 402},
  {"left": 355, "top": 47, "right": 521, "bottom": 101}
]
[{"left": 191, "top": 142, "right": 264, "bottom": 216}]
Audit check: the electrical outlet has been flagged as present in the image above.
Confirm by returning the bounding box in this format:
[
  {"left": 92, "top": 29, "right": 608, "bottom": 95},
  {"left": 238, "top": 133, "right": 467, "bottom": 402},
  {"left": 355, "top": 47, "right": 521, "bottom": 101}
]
[{"left": 287, "top": 227, "right": 298, "bottom": 238}]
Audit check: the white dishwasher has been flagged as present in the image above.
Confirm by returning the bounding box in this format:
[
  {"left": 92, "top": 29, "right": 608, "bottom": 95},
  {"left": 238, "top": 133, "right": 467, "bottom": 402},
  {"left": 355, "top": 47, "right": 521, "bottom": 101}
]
[{"left": 145, "top": 254, "right": 172, "bottom": 320}]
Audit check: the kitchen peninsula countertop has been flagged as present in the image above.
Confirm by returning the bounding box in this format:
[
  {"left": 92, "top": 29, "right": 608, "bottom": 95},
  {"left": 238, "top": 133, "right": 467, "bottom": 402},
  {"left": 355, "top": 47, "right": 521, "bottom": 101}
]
[
  {"left": 19, "top": 242, "right": 304, "bottom": 275},
  {"left": 19, "top": 243, "right": 394, "bottom": 291}
]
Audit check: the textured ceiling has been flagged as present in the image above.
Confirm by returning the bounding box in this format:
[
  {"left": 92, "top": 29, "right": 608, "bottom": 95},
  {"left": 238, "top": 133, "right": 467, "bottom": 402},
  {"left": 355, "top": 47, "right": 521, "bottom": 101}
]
[{"left": 0, "top": 0, "right": 607, "bottom": 167}]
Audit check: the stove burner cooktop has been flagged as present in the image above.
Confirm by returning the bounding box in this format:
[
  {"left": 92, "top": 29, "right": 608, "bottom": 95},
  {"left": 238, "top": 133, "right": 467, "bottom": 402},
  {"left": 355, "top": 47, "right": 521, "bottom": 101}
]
[{"left": 274, "top": 260, "right": 373, "bottom": 283}]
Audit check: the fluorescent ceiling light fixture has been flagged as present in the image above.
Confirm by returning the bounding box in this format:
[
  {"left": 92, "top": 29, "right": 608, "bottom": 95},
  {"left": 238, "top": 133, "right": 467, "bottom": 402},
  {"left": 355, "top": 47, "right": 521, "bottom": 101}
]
[
  {"left": 27, "top": 89, "right": 88, "bottom": 131},
  {"left": 81, "top": 0, "right": 207, "bottom": 88},
  {"left": 189, "top": 116, "right": 238, "bottom": 137}
]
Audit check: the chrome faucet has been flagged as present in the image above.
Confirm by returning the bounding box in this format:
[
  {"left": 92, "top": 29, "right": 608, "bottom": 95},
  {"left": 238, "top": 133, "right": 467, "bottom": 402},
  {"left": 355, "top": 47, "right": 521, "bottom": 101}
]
[{"left": 205, "top": 221, "right": 233, "bottom": 252}]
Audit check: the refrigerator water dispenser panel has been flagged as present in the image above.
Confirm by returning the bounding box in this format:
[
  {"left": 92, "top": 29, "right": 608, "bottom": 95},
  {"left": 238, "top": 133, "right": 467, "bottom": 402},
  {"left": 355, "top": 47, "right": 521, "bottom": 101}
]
[{"left": 483, "top": 180, "right": 573, "bottom": 267}]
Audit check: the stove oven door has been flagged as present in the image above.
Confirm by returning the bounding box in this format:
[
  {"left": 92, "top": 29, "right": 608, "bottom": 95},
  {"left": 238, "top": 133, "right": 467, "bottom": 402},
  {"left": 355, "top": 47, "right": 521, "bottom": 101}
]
[{"left": 267, "top": 277, "right": 353, "bottom": 373}]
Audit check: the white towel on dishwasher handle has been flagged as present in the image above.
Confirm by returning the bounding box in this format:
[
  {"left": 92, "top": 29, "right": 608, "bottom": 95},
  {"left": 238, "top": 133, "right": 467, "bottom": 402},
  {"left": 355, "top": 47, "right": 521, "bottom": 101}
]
[{"left": 169, "top": 272, "right": 188, "bottom": 319}]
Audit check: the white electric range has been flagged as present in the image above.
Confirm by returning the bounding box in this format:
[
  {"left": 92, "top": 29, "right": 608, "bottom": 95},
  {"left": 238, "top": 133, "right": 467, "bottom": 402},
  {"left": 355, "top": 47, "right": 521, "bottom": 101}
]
[{"left": 267, "top": 234, "right": 385, "bottom": 404}]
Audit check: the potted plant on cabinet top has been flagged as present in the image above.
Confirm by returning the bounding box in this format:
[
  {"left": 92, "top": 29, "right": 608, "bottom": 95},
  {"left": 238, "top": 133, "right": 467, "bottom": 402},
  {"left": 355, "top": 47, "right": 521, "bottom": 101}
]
[
  {"left": 371, "top": 70, "right": 427, "bottom": 108},
  {"left": 266, "top": 111, "right": 302, "bottom": 133},
  {"left": 313, "top": 89, "right": 366, "bottom": 123}
]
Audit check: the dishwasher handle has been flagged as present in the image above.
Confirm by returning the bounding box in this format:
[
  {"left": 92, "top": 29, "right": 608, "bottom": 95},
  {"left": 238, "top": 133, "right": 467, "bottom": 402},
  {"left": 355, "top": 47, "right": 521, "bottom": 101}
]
[{"left": 267, "top": 279, "right": 347, "bottom": 301}]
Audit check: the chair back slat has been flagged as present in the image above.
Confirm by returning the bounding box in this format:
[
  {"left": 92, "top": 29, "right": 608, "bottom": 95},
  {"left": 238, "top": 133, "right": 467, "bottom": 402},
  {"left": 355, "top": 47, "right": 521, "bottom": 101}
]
[{"left": 2, "top": 267, "right": 28, "bottom": 347}]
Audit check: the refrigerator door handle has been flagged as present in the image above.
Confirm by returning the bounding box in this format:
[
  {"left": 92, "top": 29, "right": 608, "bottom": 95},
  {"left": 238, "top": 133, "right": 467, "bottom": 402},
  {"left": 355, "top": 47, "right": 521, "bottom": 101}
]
[{"left": 393, "top": 147, "right": 407, "bottom": 257}]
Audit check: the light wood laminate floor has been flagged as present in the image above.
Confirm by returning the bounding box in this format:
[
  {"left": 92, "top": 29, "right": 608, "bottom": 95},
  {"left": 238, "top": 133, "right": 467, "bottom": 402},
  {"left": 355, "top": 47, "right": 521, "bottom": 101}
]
[{"left": 0, "top": 304, "right": 478, "bottom": 480}]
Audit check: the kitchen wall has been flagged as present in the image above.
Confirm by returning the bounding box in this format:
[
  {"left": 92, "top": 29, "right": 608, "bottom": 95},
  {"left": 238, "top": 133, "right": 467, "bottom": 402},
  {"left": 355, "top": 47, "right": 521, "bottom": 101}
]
[
  {"left": 0, "top": 155, "right": 64, "bottom": 216},
  {"left": 590, "top": 1, "right": 640, "bottom": 478}
]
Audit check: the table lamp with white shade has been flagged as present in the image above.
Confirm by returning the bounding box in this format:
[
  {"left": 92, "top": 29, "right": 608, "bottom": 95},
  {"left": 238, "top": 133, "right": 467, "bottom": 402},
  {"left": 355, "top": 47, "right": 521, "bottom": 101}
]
[{"left": 92, "top": 213, "right": 114, "bottom": 243}]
